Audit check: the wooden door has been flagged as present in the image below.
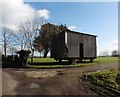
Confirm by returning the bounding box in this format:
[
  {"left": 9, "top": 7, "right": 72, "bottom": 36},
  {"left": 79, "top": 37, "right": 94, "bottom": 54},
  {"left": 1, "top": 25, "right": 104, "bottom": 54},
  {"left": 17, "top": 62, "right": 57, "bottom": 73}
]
[{"left": 79, "top": 43, "right": 84, "bottom": 58}]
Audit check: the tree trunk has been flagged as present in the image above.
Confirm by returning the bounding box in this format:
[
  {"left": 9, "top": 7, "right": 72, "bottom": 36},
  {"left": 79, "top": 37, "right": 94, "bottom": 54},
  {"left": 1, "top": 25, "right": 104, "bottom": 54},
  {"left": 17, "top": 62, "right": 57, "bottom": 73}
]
[
  {"left": 39, "top": 51, "right": 41, "bottom": 58},
  {"left": 31, "top": 50, "right": 34, "bottom": 62},
  {"left": 43, "top": 50, "right": 49, "bottom": 58},
  {"left": 4, "top": 42, "right": 7, "bottom": 58}
]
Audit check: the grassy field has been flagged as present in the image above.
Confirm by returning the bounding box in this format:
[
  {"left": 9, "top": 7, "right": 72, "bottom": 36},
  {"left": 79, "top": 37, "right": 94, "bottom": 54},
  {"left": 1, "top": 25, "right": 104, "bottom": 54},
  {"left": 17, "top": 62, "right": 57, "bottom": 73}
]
[
  {"left": 28, "top": 57, "right": 118, "bottom": 63},
  {"left": 27, "top": 57, "right": 119, "bottom": 69},
  {"left": 94, "top": 57, "right": 119, "bottom": 64},
  {"left": 87, "top": 68, "right": 120, "bottom": 96},
  {"left": 28, "top": 57, "right": 56, "bottom": 63},
  {"left": 88, "top": 68, "right": 118, "bottom": 88}
]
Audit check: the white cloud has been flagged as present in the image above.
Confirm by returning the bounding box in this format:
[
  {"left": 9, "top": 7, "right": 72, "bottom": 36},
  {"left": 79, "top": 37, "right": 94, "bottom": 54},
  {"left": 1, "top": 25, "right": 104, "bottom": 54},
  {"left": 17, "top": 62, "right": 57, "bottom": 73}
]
[
  {"left": 68, "top": 26, "right": 77, "bottom": 30},
  {"left": 36, "top": 9, "right": 50, "bottom": 20},
  {"left": 110, "top": 40, "right": 118, "bottom": 50},
  {"left": 98, "top": 40, "right": 118, "bottom": 56},
  {"left": 1, "top": 0, "right": 50, "bottom": 31},
  {"left": 112, "top": 40, "right": 118, "bottom": 46},
  {"left": 1, "top": 0, "right": 34, "bottom": 30}
]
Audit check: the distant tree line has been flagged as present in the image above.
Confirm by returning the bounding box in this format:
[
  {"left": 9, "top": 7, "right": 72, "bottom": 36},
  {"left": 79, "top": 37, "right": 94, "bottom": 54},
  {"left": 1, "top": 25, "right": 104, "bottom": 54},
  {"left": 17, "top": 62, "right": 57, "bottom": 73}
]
[
  {"left": 111, "top": 50, "right": 119, "bottom": 57},
  {"left": 99, "top": 50, "right": 119, "bottom": 57}
]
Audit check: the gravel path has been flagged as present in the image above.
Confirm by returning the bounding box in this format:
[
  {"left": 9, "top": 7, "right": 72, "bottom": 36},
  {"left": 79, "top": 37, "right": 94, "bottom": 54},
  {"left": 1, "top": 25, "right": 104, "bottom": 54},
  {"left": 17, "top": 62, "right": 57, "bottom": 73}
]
[
  {"left": 2, "top": 71, "right": 19, "bottom": 95},
  {"left": 2, "top": 62, "right": 118, "bottom": 95}
]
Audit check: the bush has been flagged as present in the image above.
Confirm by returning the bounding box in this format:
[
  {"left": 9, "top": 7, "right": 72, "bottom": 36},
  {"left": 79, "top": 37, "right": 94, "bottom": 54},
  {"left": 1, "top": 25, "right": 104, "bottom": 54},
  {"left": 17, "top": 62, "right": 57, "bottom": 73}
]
[
  {"left": 6, "top": 55, "right": 14, "bottom": 62},
  {"left": 2, "top": 55, "right": 6, "bottom": 61},
  {"left": 16, "top": 50, "right": 31, "bottom": 67}
]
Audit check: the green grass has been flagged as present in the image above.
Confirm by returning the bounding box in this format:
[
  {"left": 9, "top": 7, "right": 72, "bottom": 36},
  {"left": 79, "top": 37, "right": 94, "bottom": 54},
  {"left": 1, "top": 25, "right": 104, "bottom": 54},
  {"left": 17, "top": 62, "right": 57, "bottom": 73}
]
[
  {"left": 94, "top": 57, "right": 119, "bottom": 64},
  {"left": 27, "top": 57, "right": 118, "bottom": 69},
  {"left": 28, "top": 57, "right": 56, "bottom": 63},
  {"left": 28, "top": 57, "right": 118, "bottom": 63},
  {"left": 88, "top": 68, "right": 119, "bottom": 89},
  {"left": 30, "top": 63, "right": 94, "bottom": 69}
]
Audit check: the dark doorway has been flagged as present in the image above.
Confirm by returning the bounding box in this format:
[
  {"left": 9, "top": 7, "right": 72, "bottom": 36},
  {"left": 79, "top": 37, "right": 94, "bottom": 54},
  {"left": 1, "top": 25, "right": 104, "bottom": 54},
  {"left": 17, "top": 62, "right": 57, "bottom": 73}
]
[{"left": 79, "top": 43, "right": 84, "bottom": 58}]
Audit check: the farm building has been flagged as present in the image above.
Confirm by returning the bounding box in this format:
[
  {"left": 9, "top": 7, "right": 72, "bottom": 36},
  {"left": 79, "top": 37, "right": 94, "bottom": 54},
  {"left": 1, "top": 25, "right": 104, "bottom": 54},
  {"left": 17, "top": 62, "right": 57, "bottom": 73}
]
[{"left": 50, "top": 29, "right": 97, "bottom": 63}]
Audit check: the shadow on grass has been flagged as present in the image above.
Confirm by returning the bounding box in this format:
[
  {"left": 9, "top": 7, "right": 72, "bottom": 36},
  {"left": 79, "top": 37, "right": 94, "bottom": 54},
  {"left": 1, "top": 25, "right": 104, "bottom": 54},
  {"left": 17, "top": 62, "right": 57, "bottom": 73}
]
[
  {"left": 28, "top": 61, "right": 71, "bottom": 66},
  {"left": 2, "top": 62, "right": 22, "bottom": 68},
  {"left": 2, "top": 60, "right": 91, "bottom": 68},
  {"left": 2, "top": 61, "right": 72, "bottom": 68},
  {"left": 28, "top": 60, "right": 91, "bottom": 66}
]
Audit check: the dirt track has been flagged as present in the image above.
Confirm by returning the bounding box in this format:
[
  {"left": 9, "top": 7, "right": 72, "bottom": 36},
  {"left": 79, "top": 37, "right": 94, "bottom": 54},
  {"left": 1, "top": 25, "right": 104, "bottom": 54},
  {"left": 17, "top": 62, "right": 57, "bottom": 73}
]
[{"left": 2, "top": 62, "right": 118, "bottom": 95}]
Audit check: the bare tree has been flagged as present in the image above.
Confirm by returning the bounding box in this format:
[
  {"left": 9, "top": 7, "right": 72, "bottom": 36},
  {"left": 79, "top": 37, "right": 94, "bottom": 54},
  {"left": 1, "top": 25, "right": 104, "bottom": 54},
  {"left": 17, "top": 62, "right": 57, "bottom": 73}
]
[
  {"left": 16, "top": 24, "right": 30, "bottom": 50},
  {"left": 2, "top": 27, "right": 15, "bottom": 57},
  {"left": 17, "top": 17, "right": 44, "bottom": 62},
  {"left": 8, "top": 46, "right": 18, "bottom": 55}
]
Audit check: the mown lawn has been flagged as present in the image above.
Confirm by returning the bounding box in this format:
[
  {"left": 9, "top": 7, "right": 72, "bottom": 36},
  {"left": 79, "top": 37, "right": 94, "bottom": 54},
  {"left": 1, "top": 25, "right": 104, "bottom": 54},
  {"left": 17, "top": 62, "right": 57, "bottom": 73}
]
[
  {"left": 94, "top": 57, "right": 119, "bottom": 64},
  {"left": 28, "top": 57, "right": 56, "bottom": 63},
  {"left": 28, "top": 56, "right": 118, "bottom": 63},
  {"left": 27, "top": 57, "right": 119, "bottom": 69}
]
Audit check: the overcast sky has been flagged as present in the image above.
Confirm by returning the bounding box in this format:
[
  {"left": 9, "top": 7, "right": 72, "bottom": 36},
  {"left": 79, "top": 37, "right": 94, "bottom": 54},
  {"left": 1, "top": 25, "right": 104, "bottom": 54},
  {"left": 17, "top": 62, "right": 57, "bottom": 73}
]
[{"left": 0, "top": 0, "right": 118, "bottom": 56}]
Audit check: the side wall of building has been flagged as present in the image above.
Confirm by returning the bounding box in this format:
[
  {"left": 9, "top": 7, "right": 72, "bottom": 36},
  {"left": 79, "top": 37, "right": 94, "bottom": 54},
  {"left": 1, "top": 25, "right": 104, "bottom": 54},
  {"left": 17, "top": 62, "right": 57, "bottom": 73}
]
[
  {"left": 83, "top": 35, "right": 97, "bottom": 58},
  {"left": 50, "top": 32, "right": 65, "bottom": 58},
  {"left": 67, "top": 31, "right": 97, "bottom": 58},
  {"left": 67, "top": 31, "right": 83, "bottom": 57},
  {"left": 51, "top": 31, "right": 97, "bottom": 59}
]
